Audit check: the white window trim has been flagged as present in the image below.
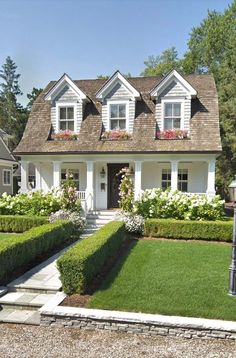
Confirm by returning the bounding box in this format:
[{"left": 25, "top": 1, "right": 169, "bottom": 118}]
[
  {"left": 56, "top": 102, "right": 77, "bottom": 133},
  {"left": 161, "top": 98, "right": 185, "bottom": 131},
  {"left": 2, "top": 169, "right": 11, "bottom": 186},
  {"left": 107, "top": 100, "right": 129, "bottom": 131}
]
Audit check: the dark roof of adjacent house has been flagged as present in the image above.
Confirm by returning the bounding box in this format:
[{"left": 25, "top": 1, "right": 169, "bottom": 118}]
[
  {"left": 0, "top": 135, "right": 16, "bottom": 162},
  {"left": 14, "top": 74, "right": 222, "bottom": 155}
]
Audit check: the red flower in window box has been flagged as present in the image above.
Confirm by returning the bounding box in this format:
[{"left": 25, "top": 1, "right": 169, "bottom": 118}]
[
  {"left": 54, "top": 130, "right": 78, "bottom": 141},
  {"left": 156, "top": 129, "right": 189, "bottom": 140},
  {"left": 101, "top": 130, "right": 132, "bottom": 141}
]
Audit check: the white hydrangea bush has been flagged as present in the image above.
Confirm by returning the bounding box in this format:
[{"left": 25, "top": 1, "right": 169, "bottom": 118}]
[
  {"left": 133, "top": 189, "right": 225, "bottom": 221},
  {"left": 116, "top": 211, "right": 144, "bottom": 235},
  {"left": 49, "top": 209, "right": 86, "bottom": 232}
]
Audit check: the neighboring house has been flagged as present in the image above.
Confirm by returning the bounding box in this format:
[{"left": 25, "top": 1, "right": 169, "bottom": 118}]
[
  {"left": 14, "top": 162, "right": 36, "bottom": 192},
  {"left": 14, "top": 70, "right": 222, "bottom": 211},
  {"left": 0, "top": 129, "right": 16, "bottom": 195}
]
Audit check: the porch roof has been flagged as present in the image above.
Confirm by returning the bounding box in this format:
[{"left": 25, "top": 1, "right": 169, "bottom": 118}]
[{"left": 14, "top": 74, "right": 222, "bottom": 155}]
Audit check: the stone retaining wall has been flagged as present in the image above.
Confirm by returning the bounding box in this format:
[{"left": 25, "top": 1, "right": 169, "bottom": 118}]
[{"left": 40, "top": 293, "right": 236, "bottom": 341}]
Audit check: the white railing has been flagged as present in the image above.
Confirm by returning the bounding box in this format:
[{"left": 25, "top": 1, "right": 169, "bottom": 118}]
[{"left": 77, "top": 191, "right": 86, "bottom": 200}]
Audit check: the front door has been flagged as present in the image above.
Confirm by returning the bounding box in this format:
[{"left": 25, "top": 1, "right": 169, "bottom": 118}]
[{"left": 107, "top": 163, "right": 129, "bottom": 208}]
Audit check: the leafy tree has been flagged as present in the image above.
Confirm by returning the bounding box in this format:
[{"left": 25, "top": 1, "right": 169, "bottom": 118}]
[
  {"left": 141, "top": 47, "right": 182, "bottom": 76},
  {"left": 182, "top": 1, "right": 236, "bottom": 196},
  {"left": 27, "top": 87, "right": 43, "bottom": 110}
]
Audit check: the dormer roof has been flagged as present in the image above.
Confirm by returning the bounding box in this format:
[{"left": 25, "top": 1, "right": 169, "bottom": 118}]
[
  {"left": 150, "top": 69, "right": 197, "bottom": 99},
  {"left": 44, "top": 73, "right": 87, "bottom": 101},
  {"left": 96, "top": 70, "right": 140, "bottom": 100}
]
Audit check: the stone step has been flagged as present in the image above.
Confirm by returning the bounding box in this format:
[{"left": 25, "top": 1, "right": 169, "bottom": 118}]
[
  {"left": 86, "top": 214, "right": 117, "bottom": 220},
  {"left": 7, "top": 285, "right": 60, "bottom": 294},
  {"left": 86, "top": 218, "right": 113, "bottom": 225},
  {"left": 88, "top": 210, "right": 118, "bottom": 217},
  {"left": 0, "top": 287, "right": 8, "bottom": 298},
  {"left": 0, "top": 292, "right": 56, "bottom": 310},
  {"left": 0, "top": 308, "right": 40, "bottom": 325}
]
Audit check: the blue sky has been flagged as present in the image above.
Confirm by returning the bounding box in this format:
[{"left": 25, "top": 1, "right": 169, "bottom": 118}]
[{"left": 0, "top": 0, "right": 231, "bottom": 105}]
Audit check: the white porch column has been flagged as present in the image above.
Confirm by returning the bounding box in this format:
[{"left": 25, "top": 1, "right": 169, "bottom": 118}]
[
  {"left": 53, "top": 161, "right": 61, "bottom": 188},
  {"left": 207, "top": 160, "right": 216, "bottom": 197},
  {"left": 171, "top": 161, "right": 178, "bottom": 191},
  {"left": 134, "top": 161, "right": 142, "bottom": 201},
  {"left": 34, "top": 162, "right": 42, "bottom": 191},
  {"left": 85, "top": 161, "right": 94, "bottom": 211},
  {"left": 20, "top": 160, "right": 29, "bottom": 193}
]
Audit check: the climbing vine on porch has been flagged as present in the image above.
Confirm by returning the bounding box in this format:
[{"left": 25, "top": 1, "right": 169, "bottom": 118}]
[{"left": 118, "top": 167, "right": 134, "bottom": 212}]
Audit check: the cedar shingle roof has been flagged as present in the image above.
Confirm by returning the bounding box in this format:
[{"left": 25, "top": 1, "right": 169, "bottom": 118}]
[{"left": 14, "top": 74, "right": 222, "bottom": 155}]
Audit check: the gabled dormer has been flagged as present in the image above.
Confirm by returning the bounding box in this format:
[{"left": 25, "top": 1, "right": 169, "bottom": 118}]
[
  {"left": 44, "top": 73, "right": 88, "bottom": 134},
  {"left": 150, "top": 70, "right": 197, "bottom": 133},
  {"left": 96, "top": 71, "right": 140, "bottom": 133}
]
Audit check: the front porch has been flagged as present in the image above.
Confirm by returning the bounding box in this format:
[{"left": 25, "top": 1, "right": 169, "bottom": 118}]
[{"left": 20, "top": 155, "right": 216, "bottom": 212}]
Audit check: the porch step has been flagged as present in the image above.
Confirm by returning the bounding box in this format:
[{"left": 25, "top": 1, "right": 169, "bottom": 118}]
[
  {"left": 86, "top": 219, "right": 111, "bottom": 225},
  {"left": 0, "top": 287, "right": 8, "bottom": 298},
  {"left": 88, "top": 210, "right": 118, "bottom": 217}
]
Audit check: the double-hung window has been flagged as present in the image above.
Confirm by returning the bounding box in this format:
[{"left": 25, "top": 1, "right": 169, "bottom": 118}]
[
  {"left": 161, "top": 169, "right": 171, "bottom": 190},
  {"left": 178, "top": 169, "right": 188, "bottom": 192},
  {"left": 59, "top": 106, "right": 75, "bottom": 131},
  {"left": 164, "top": 102, "right": 181, "bottom": 130},
  {"left": 109, "top": 103, "right": 127, "bottom": 130},
  {"left": 3, "top": 169, "right": 11, "bottom": 186}
]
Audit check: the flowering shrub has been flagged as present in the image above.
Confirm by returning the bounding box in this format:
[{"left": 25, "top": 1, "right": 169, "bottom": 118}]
[
  {"left": 156, "top": 130, "right": 188, "bottom": 139},
  {"left": 101, "top": 130, "right": 131, "bottom": 140},
  {"left": 118, "top": 167, "right": 134, "bottom": 212},
  {"left": 54, "top": 130, "right": 78, "bottom": 141},
  {"left": 49, "top": 209, "right": 86, "bottom": 233},
  {"left": 134, "top": 188, "right": 225, "bottom": 221},
  {"left": 0, "top": 176, "right": 82, "bottom": 216},
  {"left": 117, "top": 211, "right": 144, "bottom": 235}
]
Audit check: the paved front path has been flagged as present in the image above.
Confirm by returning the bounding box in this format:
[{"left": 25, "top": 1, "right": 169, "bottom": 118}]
[{"left": 0, "top": 324, "right": 236, "bottom": 358}]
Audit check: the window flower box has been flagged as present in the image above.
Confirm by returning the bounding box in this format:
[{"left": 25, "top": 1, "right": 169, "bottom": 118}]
[
  {"left": 53, "top": 130, "right": 78, "bottom": 141},
  {"left": 101, "top": 130, "right": 132, "bottom": 141},
  {"left": 156, "top": 129, "right": 189, "bottom": 140}
]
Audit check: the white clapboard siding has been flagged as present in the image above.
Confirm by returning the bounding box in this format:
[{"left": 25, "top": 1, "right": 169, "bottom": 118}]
[
  {"left": 155, "top": 80, "right": 191, "bottom": 131},
  {"left": 51, "top": 85, "right": 83, "bottom": 133},
  {"left": 103, "top": 82, "right": 136, "bottom": 133}
]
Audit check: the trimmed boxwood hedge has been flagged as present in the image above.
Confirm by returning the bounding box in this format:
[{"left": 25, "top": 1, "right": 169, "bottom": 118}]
[
  {"left": 0, "top": 220, "right": 74, "bottom": 284},
  {"left": 0, "top": 215, "right": 48, "bottom": 233},
  {"left": 57, "top": 221, "right": 126, "bottom": 295},
  {"left": 144, "top": 219, "right": 233, "bottom": 242}
]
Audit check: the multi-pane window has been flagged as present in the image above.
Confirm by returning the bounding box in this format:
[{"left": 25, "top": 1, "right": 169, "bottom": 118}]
[
  {"left": 178, "top": 169, "right": 188, "bottom": 192},
  {"left": 61, "top": 169, "right": 79, "bottom": 190},
  {"left": 110, "top": 103, "right": 126, "bottom": 130},
  {"left": 59, "top": 106, "right": 75, "bottom": 131},
  {"left": 164, "top": 102, "right": 181, "bottom": 130},
  {"left": 161, "top": 169, "right": 171, "bottom": 190},
  {"left": 3, "top": 169, "right": 11, "bottom": 185}
]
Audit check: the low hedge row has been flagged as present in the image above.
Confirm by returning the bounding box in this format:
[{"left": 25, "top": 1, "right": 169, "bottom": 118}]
[
  {"left": 144, "top": 219, "right": 233, "bottom": 242},
  {"left": 0, "top": 215, "right": 48, "bottom": 233},
  {"left": 0, "top": 220, "right": 74, "bottom": 284},
  {"left": 57, "top": 221, "right": 126, "bottom": 295}
]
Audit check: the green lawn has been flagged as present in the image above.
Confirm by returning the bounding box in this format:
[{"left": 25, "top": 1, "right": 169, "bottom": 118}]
[
  {"left": 0, "top": 233, "right": 20, "bottom": 240},
  {"left": 88, "top": 239, "right": 236, "bottom": 321}
]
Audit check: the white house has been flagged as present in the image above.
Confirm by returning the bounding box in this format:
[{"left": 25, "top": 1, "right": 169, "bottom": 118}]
[
  {"left": 0, "top": 129, "right": 16, "bottom": 195},
  {"left": 14, "top": 70, "right": 222, "bottom": 212}
]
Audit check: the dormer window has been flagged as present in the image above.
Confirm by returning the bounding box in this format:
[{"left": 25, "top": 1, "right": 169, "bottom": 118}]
[
  {"left": 164, "top": 102, "right": 181, "bottom": 130},
  {"left": 57, "top": 104, "right": 75, "bottom": 132},
  {"left": 110, "top": 103, "right": 126, "bottom": 130}
]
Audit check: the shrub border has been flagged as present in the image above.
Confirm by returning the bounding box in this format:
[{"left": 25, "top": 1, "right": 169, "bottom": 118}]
[
  {"left": 144, "top": 219, "right": 233, "bottom": 242},
  {"left": 0, "top": 215, "right": 48, "bottom": 233}
]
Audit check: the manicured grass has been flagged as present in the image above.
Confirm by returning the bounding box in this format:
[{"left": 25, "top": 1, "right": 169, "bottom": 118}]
[
  {"left": 88, "top": 239, "right": 236, "bottom": 321},
  {"left": 0, "top": 233, "right": 20, "bottom": 240}
]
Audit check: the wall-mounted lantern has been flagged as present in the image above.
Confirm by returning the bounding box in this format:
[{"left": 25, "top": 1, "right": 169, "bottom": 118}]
[{"left": 100, "top": 167, "right": 106, "bottom": 179}]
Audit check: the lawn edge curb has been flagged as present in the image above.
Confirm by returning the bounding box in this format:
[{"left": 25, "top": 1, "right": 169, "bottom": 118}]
[{"left": 39, "top": 293, "right": 236, "bottom": 340}]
